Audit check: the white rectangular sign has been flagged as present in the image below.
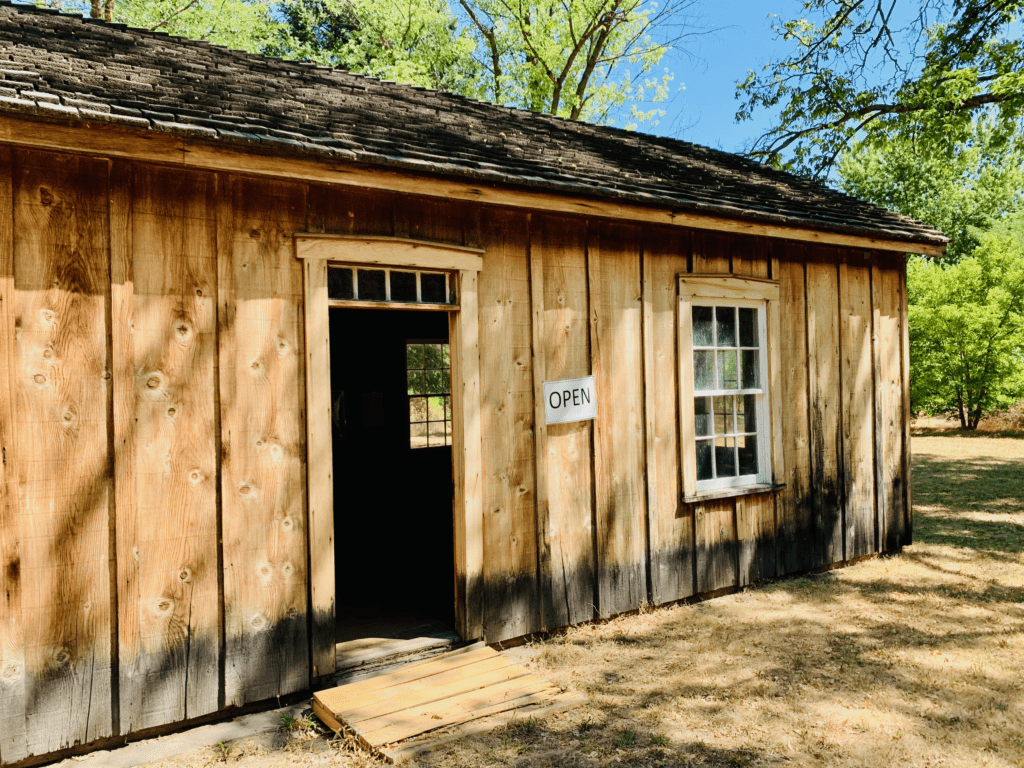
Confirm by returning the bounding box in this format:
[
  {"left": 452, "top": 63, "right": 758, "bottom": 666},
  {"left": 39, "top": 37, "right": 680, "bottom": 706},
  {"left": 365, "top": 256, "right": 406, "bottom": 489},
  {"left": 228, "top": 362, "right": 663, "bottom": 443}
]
[{"left": 543, "top": 375, "right": 597, "bottom": 425}]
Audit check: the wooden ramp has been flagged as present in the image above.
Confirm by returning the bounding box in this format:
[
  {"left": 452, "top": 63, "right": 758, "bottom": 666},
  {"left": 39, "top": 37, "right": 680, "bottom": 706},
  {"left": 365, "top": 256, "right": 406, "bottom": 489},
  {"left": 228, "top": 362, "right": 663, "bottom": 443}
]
[{"left": 313, "top": 642, "right": 584, "bottom": 763}]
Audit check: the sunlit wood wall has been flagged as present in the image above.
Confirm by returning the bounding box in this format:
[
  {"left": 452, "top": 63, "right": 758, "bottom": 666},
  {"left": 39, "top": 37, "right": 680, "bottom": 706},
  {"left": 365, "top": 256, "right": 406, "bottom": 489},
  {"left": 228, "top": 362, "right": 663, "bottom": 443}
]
[{"left": 0, "top": 146, "right": 911, "bottom": 766}]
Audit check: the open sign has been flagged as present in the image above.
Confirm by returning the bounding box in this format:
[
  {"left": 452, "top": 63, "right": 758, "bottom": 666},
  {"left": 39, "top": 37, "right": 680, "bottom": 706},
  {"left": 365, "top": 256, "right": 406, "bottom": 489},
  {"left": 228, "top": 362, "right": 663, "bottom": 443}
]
[{"left": 542, "top": 376, "right": 597, "bottom": 425}]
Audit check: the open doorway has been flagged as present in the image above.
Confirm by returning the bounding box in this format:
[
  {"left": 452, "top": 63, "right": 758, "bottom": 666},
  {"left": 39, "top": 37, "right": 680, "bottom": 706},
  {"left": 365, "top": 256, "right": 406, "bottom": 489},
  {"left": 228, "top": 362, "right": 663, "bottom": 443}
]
[{"left": 328, "top": 307, "right": 457, "bottom": 649}]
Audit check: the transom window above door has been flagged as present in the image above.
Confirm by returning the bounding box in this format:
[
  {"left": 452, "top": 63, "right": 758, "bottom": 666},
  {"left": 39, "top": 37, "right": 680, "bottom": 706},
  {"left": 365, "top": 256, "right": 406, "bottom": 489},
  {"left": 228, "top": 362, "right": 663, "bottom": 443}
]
[{"left": 328, "top": 265, "right": 457, "bottom": 307}]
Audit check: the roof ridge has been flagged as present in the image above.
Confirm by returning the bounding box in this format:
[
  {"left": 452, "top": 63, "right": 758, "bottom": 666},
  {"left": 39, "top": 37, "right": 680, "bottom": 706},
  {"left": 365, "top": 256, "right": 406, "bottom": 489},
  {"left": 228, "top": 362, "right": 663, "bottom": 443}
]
[{"left": 0, "top": 0, "right": 946, "bottom": 247}]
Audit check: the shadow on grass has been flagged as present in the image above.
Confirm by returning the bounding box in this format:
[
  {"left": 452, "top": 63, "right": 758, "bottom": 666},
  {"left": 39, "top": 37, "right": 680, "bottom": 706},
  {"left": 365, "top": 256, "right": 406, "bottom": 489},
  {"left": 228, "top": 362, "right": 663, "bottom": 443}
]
[
  {"left": 911, "top": 428, "right": 1024, "bottom": 439},
  {"left": 419, "top": 438, "right": 1024, "bottom": 768}
]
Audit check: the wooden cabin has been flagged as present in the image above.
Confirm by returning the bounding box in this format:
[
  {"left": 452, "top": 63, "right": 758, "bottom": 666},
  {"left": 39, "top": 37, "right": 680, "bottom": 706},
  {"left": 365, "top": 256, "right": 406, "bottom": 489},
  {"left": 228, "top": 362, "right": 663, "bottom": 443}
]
[{"left": 0, "top": 3, "right": 946, "bottom": 764}]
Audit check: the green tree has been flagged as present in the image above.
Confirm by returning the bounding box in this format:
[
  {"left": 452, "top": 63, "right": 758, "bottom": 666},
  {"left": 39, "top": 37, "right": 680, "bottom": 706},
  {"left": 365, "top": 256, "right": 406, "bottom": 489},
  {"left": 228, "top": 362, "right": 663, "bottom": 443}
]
[
  {"left": 453, "top": 0, "right": 690, "bottom": 124},
  {"left": 270, "top": 0, "right": 701, "bottom": 126},
  {"left": 908, "top": 216, "right": 1024, "bottom": 428},
  {"left": 45, "top": 0, "right": 279, "bottom": 49},
  {"left": 736, "top": 0, "right": 1024, "bottom": 177},
  {"left": 838, "top": 119, "right": 1024, "bottom": 262},
  {"left": 267, "top": 0, "right": 483, "bottom": 96},
  {"left": 116, "top": 0, "right": 278, "bottom": 49}
]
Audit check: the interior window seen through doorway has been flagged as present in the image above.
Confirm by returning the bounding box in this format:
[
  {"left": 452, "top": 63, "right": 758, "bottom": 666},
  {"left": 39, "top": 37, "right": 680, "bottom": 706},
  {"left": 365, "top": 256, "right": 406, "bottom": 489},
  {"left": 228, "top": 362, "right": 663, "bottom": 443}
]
[{"left": 407, "top": 342, "right": 451, "bottom": 448}]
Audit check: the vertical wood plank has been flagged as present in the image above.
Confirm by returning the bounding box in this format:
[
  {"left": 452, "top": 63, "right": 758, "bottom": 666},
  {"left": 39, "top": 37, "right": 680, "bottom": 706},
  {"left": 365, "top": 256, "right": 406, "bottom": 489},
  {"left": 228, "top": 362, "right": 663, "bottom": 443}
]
[
  {"left": 644, "top": 228, "right": 694, "bottom": 604},
  {"left": 691, "top": 230, "right": 736, "bottom": 593},
  {"left": 806, "top": 253, "right": 844, "bottom": 567},
  {"left": 0, "top": 144, "right": 28, "bottom": 764},
  {"left": 451, "top": 270, "right": 483, "bottom": 640},
  {"left": 478, "top": 209, "right": 539, "bottom": 642},
  {"left": 214, "top": 175, "right": 234, "bottom": 710},
  {"left": 840, "top": 257, "right": 876, "bottom": 558},
  {"left": 529, "top": 219, "right": 554, "bottom": 631},
  {"left": 732, "top": 237, "right": 776, "bottom": 585},
  {"left": 900, "top": 262, "right": 913, "bottom": 546},
  {"left": 589, "top": 223, "right": 647, "bottom": 616},
  {"left": 302, "top": 258, "right": 335, "bottom": 679},
  {"left": 532, "top": 216, "right": 595, "bottom": 629},
  {"left": 109, "top": 159, "right": 135, "bottom": 736},
  {"left": 120, "top": 166, "right": 221, "bottom": 731},
  {"left": 222, "top": 177, "right": 309, "bottom": 705},
  {"left": 872, "top": 262, "right": 907, "bottom": 552},
  {"left": 777, "top": 250, "right": 813, "bottom": 574},
  {"left": 13, "top": 150, "right": 113, "bottom": 754}
]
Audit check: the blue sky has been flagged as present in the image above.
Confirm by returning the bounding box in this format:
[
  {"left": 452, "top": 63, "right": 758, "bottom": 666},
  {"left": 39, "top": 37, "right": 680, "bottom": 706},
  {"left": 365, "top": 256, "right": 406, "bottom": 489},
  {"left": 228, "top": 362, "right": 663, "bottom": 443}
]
[{"left": 641, "top": 0, "right": 793, "bottom": 153}]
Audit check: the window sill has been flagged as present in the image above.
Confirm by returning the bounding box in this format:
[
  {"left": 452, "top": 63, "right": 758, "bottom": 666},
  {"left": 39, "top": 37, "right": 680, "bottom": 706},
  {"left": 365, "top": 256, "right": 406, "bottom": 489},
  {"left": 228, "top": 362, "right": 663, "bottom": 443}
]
[{"left": 683, "top": 482, "right": 786, "bottom": 504}]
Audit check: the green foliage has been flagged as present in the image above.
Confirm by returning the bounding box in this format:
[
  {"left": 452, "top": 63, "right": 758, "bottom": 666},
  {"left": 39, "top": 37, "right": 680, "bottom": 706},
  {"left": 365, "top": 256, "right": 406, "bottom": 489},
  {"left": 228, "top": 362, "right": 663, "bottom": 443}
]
[
  {"left": 269, "top": 0, "right": 697, "bottom": 125},
  {"left": 839, "top": 119, "right": 1024, "bottom": 262},
  {"left": 908, "top": 216, "right": 1024, "bottom": 427},
  {"left": 267, "top": 0, "right": 482, "bottom": 95},
  {"left": 111, "top": 0, "right": 278, "bottom": 50},
  {"left": 736, "top": 0, "right": 1024, "bottom": 177}
]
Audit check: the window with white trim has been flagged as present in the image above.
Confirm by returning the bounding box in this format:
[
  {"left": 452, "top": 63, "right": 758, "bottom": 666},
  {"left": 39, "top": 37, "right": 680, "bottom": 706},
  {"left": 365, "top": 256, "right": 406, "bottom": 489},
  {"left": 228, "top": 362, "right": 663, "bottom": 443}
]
[{"left": 679, "top": 275, "right": 783, "bottom": 500}]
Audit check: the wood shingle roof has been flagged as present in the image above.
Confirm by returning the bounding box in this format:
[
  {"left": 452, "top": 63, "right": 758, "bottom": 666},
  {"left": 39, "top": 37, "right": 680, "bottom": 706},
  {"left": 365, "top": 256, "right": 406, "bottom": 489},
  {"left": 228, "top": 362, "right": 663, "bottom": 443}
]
[{"left": 0, "top": 1, "right": 946, "bottom": 250}]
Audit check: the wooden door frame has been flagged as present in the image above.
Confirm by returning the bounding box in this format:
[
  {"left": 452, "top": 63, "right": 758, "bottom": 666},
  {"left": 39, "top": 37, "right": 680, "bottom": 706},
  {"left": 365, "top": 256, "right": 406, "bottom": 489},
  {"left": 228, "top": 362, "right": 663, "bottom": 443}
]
[{"left": 298, "top": 234, "right": 485, "bottom": 680}]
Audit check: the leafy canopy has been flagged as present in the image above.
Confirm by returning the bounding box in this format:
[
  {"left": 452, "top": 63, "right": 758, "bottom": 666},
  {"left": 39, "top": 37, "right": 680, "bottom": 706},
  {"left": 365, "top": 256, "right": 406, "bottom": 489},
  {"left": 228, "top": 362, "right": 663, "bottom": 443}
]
[
  {"left": 92, "top": 0, "right": 279, "bottom": 50},
  {"left": 907, "top": 217, "right": 1024, "bottom": 427},
  {"left": 737, "top": 0, "right": 1024, "bottom": 177},
  {"left": 264, "top": 0, "right": 483, "bottom": 96},
  {"left": 267, "top": 0, "right": 700, "bottom": 126},
  {"left": 838, "top": 118, "right": 1024, "bottom": 261}
]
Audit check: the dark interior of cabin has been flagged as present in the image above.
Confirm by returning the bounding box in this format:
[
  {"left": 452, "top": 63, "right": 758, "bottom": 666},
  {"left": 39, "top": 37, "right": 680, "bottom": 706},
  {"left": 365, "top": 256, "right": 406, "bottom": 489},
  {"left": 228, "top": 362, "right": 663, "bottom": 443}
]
[{"left": 329, "top": 307, "right": 456, "bottom": 643}]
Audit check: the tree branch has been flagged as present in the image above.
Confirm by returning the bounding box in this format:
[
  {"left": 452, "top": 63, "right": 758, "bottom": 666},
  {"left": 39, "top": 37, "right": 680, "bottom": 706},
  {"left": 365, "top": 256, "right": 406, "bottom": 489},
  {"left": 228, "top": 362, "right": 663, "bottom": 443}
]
[{"left": 150, "top": 0, "right": 204, "bottom": 31}]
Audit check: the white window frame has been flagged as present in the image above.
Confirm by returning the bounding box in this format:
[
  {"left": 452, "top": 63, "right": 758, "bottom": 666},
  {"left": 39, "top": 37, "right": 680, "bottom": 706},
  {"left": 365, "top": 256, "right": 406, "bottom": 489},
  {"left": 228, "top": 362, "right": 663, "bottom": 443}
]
[{"left": 678, "top": 274, "right": 785, "bottom": 502}]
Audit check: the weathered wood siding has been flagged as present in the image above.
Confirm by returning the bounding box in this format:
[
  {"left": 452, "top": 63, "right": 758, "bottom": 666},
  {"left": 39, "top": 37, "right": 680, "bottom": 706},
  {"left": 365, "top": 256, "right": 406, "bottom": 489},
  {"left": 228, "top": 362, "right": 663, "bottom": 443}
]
[
  {"left": 476, "top": 215, "right": 911, "bottom": 641},
  {"left": 0, "top": 146, "right": 913, "bottom": 766}
]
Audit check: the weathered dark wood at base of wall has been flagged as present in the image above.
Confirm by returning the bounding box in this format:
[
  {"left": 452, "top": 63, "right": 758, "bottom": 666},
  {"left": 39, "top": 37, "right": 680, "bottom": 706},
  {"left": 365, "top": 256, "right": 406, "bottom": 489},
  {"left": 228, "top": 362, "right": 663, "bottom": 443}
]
[{"left": 0, "top": 146, "right": 912, "bottom": 766}]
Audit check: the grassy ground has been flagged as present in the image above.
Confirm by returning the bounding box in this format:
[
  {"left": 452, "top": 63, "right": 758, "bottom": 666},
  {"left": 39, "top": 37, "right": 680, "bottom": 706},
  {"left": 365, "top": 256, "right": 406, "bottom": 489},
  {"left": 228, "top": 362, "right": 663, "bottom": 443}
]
[{"left": 152, "top": 433, "right": 1024, "bottom": 768}]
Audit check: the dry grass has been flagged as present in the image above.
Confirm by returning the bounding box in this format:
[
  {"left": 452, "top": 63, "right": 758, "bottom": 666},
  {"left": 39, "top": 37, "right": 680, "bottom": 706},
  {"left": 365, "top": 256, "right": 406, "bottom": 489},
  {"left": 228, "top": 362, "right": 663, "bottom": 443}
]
[{"left": 149, "top": 434, "right": 1024, "bottom": 768}]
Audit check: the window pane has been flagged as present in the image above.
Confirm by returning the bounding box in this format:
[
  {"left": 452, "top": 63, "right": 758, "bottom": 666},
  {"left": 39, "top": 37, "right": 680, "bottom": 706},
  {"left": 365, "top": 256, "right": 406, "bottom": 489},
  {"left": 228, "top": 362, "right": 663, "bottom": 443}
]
[
  {"left": 407, "top": 344, "right": 425, "bottom": 369},
  {"left": 716, "top": 306, "right": 736, "bottom": 347},
  {"left": 328, "top": 266, "right": 354, "bottom": 300},
  {"left": 696, "top": 439, "right": 713, "bottom": 481},
  {"left": 391, "top": 271, "right": 417, "bottom": 302},
  {"left": 410, "top": 422, "right": 428, "bottom": 449},
  {"left": 444, "top": 396, "right": 451, "bottom": 420},
  {"left": 421, "top": 272, "right": 447, "bottom": 303},
  {"left": 357, "top": 269, "right": 387, "bottom": 301},
  {"left": 740, "top": 394, "right": 757, "bottom": 433},
  {"left": 715, "top": 437, "right": 737, "bottom": 477},
  {"left": 741, "top": 349, "right": 759, "bottom": 389},
  {"left": 739, "top": 307, "right": 757, "bottom": 347},
  {"left": 409, "top": 396, "right": 427, "bottom": 422},
  {"left": 408, "top": 371, "right": 425, "bottom": 395},
  {"left": 694, "top": 397, "right": 713, "bottom": 437},
  {"left": 428, "top": 396, "right": 446, "bottom": 421},
  {"left": 738, "top": 434, "right": 758, "bottom": 476},
  {"left": 694, "top": 350, "right": 715, "bottom": 390},
  {"left": 717, "top": 350, "right": 738, "bottom": 389},
  {"left": 424, "top": 343, "right": 444, "bottom": 369},
  {"left": 714, "top": 396, "right": 733, "bottom": 435},
  {"left": 692, "top": 306, "right": 714, "bottom": 346},
  {"left": 428, "top": 418, "right": 446, "bottom": 446}
]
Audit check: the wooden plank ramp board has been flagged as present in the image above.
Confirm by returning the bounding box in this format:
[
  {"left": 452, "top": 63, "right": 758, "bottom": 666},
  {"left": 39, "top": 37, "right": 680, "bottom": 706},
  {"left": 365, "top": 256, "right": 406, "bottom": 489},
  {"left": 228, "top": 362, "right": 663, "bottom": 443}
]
[{"left": 313, "top": 642, "right": 584, "bottom": 763}]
